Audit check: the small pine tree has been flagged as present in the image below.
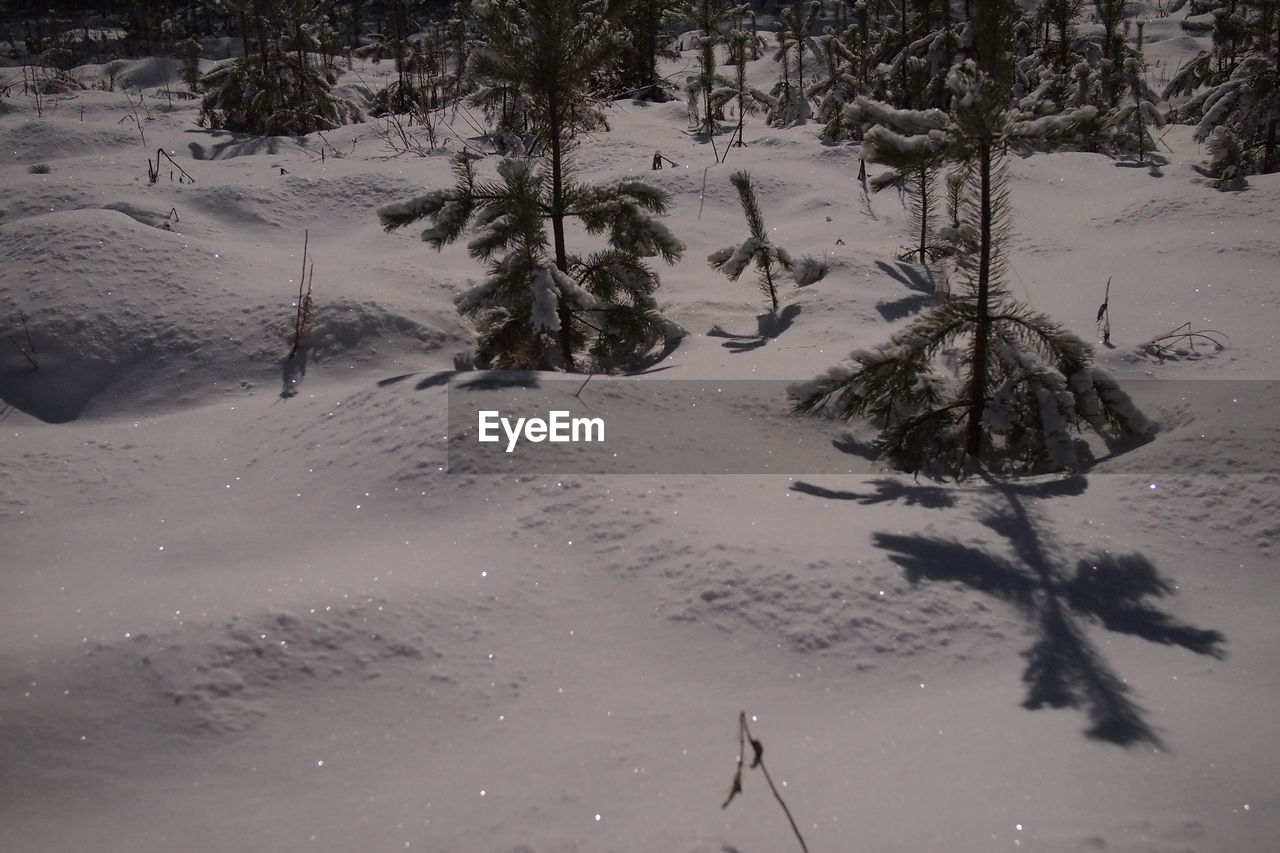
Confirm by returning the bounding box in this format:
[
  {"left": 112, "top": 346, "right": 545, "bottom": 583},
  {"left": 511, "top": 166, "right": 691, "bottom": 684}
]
[
  {"left": 379, "top": 153, "right": 684, "bottom": 370},
  {"left": 809, "top": 7, "right": 868, "bottom": 142},
  {"left": 1092, "top": 0, "right": 1128, "bottom": 72},
  {"left": 850, "top": 97, "right": 951, "bottom": 264},
  {"left": 676, "top": 0, "right": 747, "bottom": 136},
  {"left": 904, "top": 162, "right": 939, "bottom": 263},
  {"left": 1167, "top": 49, "right": 1280, "bottom": 177},
  {"left": 1039, "top": 0, "right": 1085, "bottom": 71},
  {"left": 712, "top": 26, "right": 774, "bottom": 146},
  {"left": 708, "top": 171, "right": 795, "bottom": 313},
  {"left": 1203, "top": 124, "right": 1251, "bottom": 187},
  {"left": 768, "top": 2, "right": 821, "bottom": 126},
  {"left": 200, "top": 0, "right": 359, "bottom": 135},
  {"left": 1111, "top": 56, "right": 1165, "bottom": 161},
  {"left": 796, "top": 61, "right": 1152, "bottom": 477},
  {"left": 614, "top": 0, "right": 682, "bottom": 101},
  {"left": 177, "top": 37, "right": 202, "bottom": 93}
]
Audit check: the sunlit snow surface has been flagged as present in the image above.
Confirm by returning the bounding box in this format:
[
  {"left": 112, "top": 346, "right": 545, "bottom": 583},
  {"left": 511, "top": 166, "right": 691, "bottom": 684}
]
[{"left": 2, "top": 19, "right": 1279, "bottom": 853}]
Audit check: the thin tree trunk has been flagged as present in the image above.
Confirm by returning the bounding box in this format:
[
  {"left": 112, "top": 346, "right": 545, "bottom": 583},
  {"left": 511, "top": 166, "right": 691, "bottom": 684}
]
[
  {"left": 918, "top": 165, "right": 929, "bottom": 264},
  {"left": 1265, "top": 118, "right": 1278, "bottom": 174},
  {"left": 548, "top": 92, "right": 575, "bottom": 370},
  {"left": 390, "top": 0, "right": 406, "bottom": 85},
  {"left": 252, "top": 0, "right": 271, "bottom": 76},
  {"left": 965, "top": 138, "right": 993, "bottom": 461}
]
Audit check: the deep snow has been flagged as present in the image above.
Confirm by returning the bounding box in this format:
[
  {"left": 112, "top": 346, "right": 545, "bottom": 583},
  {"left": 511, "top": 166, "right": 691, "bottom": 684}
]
[{"left": 2, "top": 14, "right": 1279, "bottom": 853}]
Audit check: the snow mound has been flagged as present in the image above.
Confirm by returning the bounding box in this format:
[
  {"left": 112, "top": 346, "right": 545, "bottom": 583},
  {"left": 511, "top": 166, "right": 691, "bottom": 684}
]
[
  {"left": 107, "top": 57, "right": 182, "bottom": 90},
  {"left": 282, "top": 171, "right": 429, "bottom": 225},
  {"left": 0, "top": 598, "right": 482, "bottom": 777},
  {"left": 0, "top": 209, "right": 450, "bottom": 420},
  {"left": 183, "top": 171, "right": 420, "bottom": 229},
  {"left": 0, "top": 119, "right": 138, "bottom": 162}
]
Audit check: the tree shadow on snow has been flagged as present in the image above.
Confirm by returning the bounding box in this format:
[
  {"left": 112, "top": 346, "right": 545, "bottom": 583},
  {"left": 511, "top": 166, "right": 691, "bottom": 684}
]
[
  {"left": 708, "top": 304, "right": 801, "bottom": 353},
  {"left": 791, "top": 477, "right": 956, "bottom": 509},
  {"left": 1114, "top": 152, "right": 1168, "bottom": 178},
  {"left": 377, "top": 369, "right": 541, "bottom": 391},
  {"left": 453, "top": 370, "right": 541, "bottom": 390},
  {"left": 826, "top": 432, "right": 882, "bottom": 462},
  {"left": 872, "top": 478, "right": 1224, "bottom": 747},
  {"left": 874, "top": 260, "right": 939, "bottom": 321},
  {"left": 187, "top": 132, "right": 282, "bottom": 161},
  {"left": 280, "top": 349, "right": 308, "bottom": 398}
]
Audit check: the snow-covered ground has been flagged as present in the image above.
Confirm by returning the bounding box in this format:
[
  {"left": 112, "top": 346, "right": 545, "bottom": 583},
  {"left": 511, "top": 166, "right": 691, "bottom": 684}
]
[{"left": 2, "top": 19, "right": 1279, "bottom": 853}]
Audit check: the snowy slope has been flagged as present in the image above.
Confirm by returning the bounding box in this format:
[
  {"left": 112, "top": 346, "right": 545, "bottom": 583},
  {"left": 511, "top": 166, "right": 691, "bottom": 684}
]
[{"left": 2, "top": 21, "right": 1279, "bottom": 853}]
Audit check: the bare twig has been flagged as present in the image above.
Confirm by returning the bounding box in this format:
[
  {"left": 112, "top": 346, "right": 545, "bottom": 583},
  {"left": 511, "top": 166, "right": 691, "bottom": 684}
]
[
  {"left": 9, "top": 309, "right": 38, "bottom": 370},
  {"left": 119, "top": 111, "right": 145, "bottom": 146},
  {"left": 1144, "top": 322, "right": 1229, "bottom": 355},
  {"left": 288, "top": 231, "right": 315, "bottom": 360},
  {"left": 1096, "top": 276, "right": 1111, "bottom": 343},
  {"left": 722, "top": 711, "right": 809, "bottom": 853},
  {"left": 147, "top": 148, "right": 195, "bottom": 184}
]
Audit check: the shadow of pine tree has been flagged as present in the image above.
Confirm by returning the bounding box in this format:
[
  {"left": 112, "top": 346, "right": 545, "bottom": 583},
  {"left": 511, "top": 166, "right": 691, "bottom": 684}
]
[{"left": 864, "top": 479, "right": 1224, "bottom": 747}]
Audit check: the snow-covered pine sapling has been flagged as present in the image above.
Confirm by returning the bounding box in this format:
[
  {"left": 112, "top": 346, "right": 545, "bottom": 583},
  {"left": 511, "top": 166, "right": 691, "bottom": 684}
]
[
  {"left": 439, "top": 0, "right": 683, "bottom": 370},
  {"left": 795, "top": 61, "right": 1153, "bottom": 477},
  {"left": 904, "top": 163, "right": 939, "bottom": 264},
  {"left": 785, "top": 2, "right": 820, "bottom": 107},
  {"left": 1164, "top": 6, "right": 1280, "bottom": 180},
  {"left": 810, "top": 7, "right": 866, "bottom": 142},
  {"left": 768, "top": 2, "right": 821, "bottom": 126},
  {"left": 379, "top": 152, "right": 684, "bottom": 371},
  {"left": 177, "top": 37, "right": 202, "bottom": 93},
  {"left": 1203, "top": 124, "right": 1250, "bottom": 188},
  {"left": 944, "top": 167, "right": 967, "bottom": 232},
  {"left": 676, "top": 0, "right": 749, "bottom": 138},
  {"left": 612, "top": 0, "right": 682, "bottom": 101},
  {"left": 199, "top": 0, "right": 359, "bottom": 137},
  {"left": 712, "top": 25, "right": 774, "bottom": 148},
  {"left": 848, "top": 98, "right": 948, "bottom": 265},
  {"left": 1093, "top": 0, "right": 1127, "bottom": 70},
  {"left": 708, "top": 170, "right": 794, "bottom": 313},
  {"left": 1113, "top": 57, "right": 1164, "bottom": 161}
]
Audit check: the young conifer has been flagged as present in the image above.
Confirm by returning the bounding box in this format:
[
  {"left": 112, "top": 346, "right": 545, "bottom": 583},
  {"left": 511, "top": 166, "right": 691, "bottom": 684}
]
[
  {"left": 794, "top": 61, "right": 1151, "bottom": 477},
  {"left": 1112, "top": 56, "right": 1164, "bottom": 162},
  {"left": 712, "top": 26, "right": 774, "bottom": 146},
  {"left": 1165, "top": 6, "right": 1280, "bottom": 178},
  {"left": 177, "top": 37, "right": 202, "bottom": 93},
  {"left": 768, "top": 2, "right": 821, "bottom": 126},
  {"left": 200, "top": 0, "right": 358, "bottom": 135},
  {"left": 676, "top": 0, "right": 749, "bottom": 136},
  {"left": 708, "top": 171, "right": 794, "bottom": 313},
  {"left": 380, "top": 153, "right": 683, "bottom": 371}
]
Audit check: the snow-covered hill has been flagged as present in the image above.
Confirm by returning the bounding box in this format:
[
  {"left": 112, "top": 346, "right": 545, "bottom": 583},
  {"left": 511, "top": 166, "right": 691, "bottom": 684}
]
[{"left": 2, "top": 20, "right": 1278, "bottom": 853}]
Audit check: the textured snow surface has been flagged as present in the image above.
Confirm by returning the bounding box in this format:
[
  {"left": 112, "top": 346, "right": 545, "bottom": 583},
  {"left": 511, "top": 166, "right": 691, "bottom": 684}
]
[{"left": 2, "top": 25, "right": 1279, "bottom": 853}]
